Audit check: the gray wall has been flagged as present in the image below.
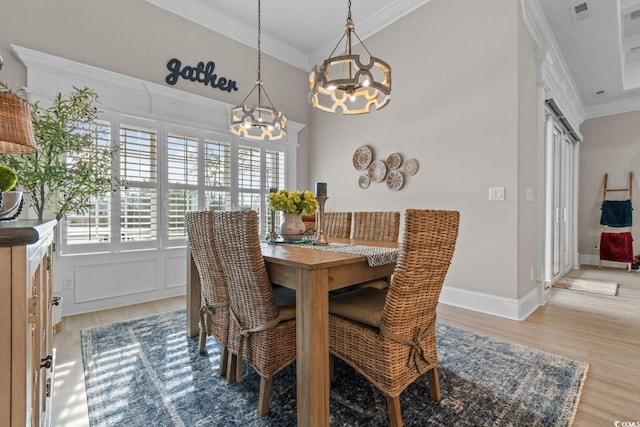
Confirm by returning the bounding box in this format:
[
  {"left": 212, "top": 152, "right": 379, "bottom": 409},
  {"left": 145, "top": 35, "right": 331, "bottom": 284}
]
[{"left": 309, "top": 0, "right": 539, "bottom": 306}]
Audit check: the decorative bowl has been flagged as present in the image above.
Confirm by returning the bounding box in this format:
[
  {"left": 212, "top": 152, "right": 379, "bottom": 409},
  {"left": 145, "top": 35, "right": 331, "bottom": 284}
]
[{"left": 0, "top": 191, "right": 23, "bottom": 219}]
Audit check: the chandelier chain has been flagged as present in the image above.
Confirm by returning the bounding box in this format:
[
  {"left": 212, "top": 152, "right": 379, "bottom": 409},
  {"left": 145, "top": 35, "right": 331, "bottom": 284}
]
[{"left": 257, "top": 0, "right": 262, "bottom": 83}]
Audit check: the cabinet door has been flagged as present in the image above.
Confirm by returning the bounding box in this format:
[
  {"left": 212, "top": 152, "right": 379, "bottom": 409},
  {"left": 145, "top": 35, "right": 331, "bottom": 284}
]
[{"left": 25, "top": 235, "right": 54, "bottom": 427}]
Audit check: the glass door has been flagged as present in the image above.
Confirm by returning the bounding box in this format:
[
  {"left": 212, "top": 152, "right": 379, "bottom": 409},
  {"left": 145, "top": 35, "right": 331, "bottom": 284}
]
[{"left": 545, "top": 107, "right": 577, "bottom": 286}]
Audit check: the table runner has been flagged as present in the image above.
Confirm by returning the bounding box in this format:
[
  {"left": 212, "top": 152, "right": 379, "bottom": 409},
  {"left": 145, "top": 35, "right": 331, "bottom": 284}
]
[{"left": 274, "top": 242, "right": 399, "bottom": 266}]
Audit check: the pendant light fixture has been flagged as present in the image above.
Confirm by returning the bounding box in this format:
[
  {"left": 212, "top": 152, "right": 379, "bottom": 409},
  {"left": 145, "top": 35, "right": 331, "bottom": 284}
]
[
  {"left": 0, "top": 55, "right": 37, "bottom": 154},
  {"left": 229, "top": 0, "right": 287, "bottom": 140},
  {"left": 309, "top": 0, "right": 391, "bottom": 115}
]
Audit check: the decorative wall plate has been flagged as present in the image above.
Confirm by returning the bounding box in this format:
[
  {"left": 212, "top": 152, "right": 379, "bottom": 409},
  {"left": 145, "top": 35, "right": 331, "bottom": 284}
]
[
  {"left": 403, "top": 158, "right": 419, "bottom": 176},
  {"left": 352, "top": 145, "right": 373, "bottom": 170},
  {"left": 358, "top": 174, "right": 370, "bottom": 189},
  {"left": 368, "top": 160, "right": 387, "bottom": 182},
  {"left": 386, "top": 153, "right": 402, "bottom": 169},
  {"left": 386, "top": 170, "right": 404, "bottom": 191}
]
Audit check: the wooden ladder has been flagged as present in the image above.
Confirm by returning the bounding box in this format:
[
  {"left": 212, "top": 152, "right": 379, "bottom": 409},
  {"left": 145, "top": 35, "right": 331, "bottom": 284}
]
[{"left": 600, "top": 172, "right": 633, "bottom": 271}]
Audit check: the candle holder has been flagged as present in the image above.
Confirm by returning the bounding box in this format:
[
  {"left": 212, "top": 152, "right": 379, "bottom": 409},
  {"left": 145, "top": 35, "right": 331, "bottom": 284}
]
[{"left": 314, "top": 195, "right": 329, "bottom": 245}]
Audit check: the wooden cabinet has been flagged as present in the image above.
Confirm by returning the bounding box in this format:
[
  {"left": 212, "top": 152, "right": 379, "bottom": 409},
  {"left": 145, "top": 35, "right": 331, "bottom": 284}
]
[{"left": 1, "top": 220, "right": 56, "bottom": 427}]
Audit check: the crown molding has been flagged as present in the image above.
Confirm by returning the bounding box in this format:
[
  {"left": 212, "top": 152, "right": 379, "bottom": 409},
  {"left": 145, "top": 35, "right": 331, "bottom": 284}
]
[
  {"left": 146, "top": 0, "right": 431, "bottom": 72},
  {"left": 521, "top": 0, "right": 586, "bottom": 131}
]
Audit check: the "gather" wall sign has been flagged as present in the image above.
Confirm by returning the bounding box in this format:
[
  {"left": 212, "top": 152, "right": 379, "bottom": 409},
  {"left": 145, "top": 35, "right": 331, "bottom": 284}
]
[{"left": 165, "top": 58, "right": 238, "bottom": 93}]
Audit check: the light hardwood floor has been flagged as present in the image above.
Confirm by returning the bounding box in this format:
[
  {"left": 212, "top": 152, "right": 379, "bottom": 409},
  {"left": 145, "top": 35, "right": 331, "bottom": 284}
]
[{"left": 51, "top": 265, "right": 640, "bottom": 426}]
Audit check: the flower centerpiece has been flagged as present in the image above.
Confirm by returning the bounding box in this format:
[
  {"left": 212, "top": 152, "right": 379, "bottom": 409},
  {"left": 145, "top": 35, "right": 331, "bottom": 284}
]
[{"left": 268, "top": 189, "right": 318, "bottom": 240}]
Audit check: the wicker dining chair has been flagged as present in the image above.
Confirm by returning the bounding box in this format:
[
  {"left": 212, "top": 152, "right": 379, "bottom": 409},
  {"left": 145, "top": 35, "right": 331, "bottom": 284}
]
[
  {"left": 184, "top": 211, "right": 233, "bottom": 379},
  {"left": 302, "top": 213, "right": 316, "bottom": 231},
  {"left": 328, "top": 209, "right": 460, "bottom": 427},
  {"left": 212, "top": 210, "right": 297, "bottom": 416},
  {"left": 351, "top": 211, "right": 401, "bottom": 242},
  {"left": 324, "top": 211, "right": 352, "bottom": 239}
]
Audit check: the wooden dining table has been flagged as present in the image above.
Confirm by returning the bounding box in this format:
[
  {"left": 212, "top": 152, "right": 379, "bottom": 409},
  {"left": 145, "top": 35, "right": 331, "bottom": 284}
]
[{"left": 185, "top": 238, "right": 398, "bottom": 427}]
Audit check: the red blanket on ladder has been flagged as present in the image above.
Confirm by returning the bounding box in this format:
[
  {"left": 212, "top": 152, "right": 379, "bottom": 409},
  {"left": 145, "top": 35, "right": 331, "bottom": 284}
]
[{"left": 600, "top": 232, "right": 634, "bottom": 262}]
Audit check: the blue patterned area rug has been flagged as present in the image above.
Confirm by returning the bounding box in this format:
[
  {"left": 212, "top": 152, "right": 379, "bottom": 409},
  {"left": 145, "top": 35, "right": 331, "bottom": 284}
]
[{"left": 81, "top": 310, "right": 588, "bottom": 426}]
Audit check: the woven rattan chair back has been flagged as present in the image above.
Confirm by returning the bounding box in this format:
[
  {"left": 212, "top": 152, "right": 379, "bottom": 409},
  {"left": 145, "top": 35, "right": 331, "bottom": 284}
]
[
  {"left": 329, "top": 209, "right": 459, "bottom": 427},
  {"left": 351, "top": 211, "right": 401, "bottom": 242},
  {"left": 324, "top": 211, "right": 352, "bottom": 239},
  {"left": 212, "top": 210, "right": 297, "bottom": 416},
  {"left": 184, "top": 211, "right": 231, "bottom": 375}
]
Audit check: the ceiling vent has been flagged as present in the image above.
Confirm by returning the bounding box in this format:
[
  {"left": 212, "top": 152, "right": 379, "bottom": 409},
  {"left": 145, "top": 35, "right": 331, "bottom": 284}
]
[{"left": 572, "top": 2, "right": 590, "bottom": 22}]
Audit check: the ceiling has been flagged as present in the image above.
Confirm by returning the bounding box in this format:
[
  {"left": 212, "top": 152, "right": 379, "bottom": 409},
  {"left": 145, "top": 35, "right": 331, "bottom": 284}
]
[
  {"left": 147, "top": 0, "right": 640, "bottom": 119},
  {"left": 146, "top": 0, "right": 430, "bottom": 71}
]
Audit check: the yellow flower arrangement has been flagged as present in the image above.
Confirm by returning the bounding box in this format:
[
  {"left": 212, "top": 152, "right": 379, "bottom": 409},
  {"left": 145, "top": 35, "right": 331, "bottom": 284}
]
[{"left": 268, "top": 189, "right": 318, "bottom": 214}]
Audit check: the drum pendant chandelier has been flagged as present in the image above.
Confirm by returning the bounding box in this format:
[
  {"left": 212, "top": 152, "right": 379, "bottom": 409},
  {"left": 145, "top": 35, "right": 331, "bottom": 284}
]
[
  {"left": 309, "top": 0, "right": 391, "bottom": 115},
  {"left": 229, "top": 0, "right": 287, "bottom": 140}
]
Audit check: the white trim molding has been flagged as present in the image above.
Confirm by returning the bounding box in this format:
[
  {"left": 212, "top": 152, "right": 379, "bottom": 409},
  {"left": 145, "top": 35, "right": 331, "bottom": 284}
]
[
  {"left": 440, "top": 285, "right": 542, "bottom": 321},
  {"left": 522, "top": 0, "right": 586, "bottom": 135}
]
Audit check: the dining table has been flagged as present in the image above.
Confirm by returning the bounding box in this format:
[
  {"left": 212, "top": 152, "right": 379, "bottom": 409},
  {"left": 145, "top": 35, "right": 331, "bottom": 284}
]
[{"left": 185, "top": 237, "right": 398, "bottom": 427}]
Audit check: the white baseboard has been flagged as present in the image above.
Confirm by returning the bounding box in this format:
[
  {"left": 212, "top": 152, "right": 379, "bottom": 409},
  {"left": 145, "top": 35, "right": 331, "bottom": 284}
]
[{"left": 440, "top": 285, "right": 542, "bottom": 321}]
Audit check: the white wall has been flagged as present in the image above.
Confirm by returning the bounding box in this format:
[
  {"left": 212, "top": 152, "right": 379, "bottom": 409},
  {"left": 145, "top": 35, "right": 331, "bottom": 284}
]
[{"left": 579, "top": 111, "right": 640, "bottom": 267}]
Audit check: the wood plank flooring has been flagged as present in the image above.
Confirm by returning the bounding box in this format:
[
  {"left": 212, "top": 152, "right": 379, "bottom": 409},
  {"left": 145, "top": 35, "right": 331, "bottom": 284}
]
[{"left": 51, "top": 265, "right": 640, "bottom": 426}]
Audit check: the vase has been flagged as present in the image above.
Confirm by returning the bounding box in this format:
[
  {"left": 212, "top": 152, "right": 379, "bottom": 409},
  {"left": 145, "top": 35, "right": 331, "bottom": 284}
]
[{"left": 280, "top": 213, "right": 306, "bottom": 241}]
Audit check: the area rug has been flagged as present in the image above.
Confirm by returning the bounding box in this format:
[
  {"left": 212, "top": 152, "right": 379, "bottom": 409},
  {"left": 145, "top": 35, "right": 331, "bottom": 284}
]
[
  {"left": 81, "top": 310, "right": 588, "bottom": 426},
  {"left": 553, "top": 277, "right": 618, "bottom": 296}
]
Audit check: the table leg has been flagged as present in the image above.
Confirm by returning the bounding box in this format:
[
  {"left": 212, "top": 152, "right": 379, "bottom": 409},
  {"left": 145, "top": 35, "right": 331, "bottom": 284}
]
[
  {"left": 186, "top": 244, "right": 201, "bottom": 338},
  {"left": 296, "top": 267, "right": 330, "bottom": 426}
]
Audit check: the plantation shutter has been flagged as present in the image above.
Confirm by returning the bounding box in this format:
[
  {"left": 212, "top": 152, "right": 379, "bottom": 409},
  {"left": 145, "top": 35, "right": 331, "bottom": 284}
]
[
  {"left": 167, "top": 134, "right": 198, "bottom": 239},
  {"left": 204, "top": 139, "right": 231, "bottom": 210},
  {"left": 238, "top": 145, "right": 261, "bottom": 212},
  {"left": 64, "top": 122, "right": 112, "bottom": 245},
  {"left": 119, "top": 125, "right": 158, "bottom": 242}
]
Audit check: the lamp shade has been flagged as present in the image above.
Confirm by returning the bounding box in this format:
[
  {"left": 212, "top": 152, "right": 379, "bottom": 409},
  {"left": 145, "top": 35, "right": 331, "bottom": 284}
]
[{"left": 0, "top": 91, "right": 37, "bottom": 154}]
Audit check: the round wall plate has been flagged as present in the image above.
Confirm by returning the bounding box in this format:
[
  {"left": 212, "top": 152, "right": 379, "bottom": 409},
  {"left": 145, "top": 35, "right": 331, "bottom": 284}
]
[
  {"left": 368, "top": 160, "right": 387, "bottom": 182},
  {"left": 353, "top": 145, "right": 373, "bottom": 170}
]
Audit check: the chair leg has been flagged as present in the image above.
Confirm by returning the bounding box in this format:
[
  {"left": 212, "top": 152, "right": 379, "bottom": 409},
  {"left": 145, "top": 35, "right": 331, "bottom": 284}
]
[
  {"left": 257, "top": 376, "right": 273, "bottom": 416},
  {"left": 386, "top": 396, "right": 403, "bottom": 427},
  {"left": 218, "top": 347, "right": 229, "bottom": 378},
  {"left": 198, "top": 326, "right": 207, "bottom": 354},
  {"left": 226, "top": 353, "right": 238, "bottom": 383},
  {"left": 427, "top": 367, "right": 441, "bottom": 401}
]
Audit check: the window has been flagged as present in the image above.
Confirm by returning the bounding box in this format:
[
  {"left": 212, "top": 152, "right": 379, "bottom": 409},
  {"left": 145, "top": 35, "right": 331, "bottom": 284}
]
[
  {"left": 64, "top": 122, "right": 112, "bottom": 245},
  {"left": 61, "top": 115, "right": 288, "bottom": 254},
  {"left": 120, "top": 125, "right": 158, "bottom": 243}
]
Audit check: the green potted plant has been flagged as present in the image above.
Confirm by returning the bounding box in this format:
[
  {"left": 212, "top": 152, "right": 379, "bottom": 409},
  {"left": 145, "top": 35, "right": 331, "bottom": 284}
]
[
  {"left": 0, "top": 86, "right": 116, "bottom": 222},
  {"left": 268, "top": 189, "right": 318, "bottom": 240},
  {"left": 0, "top": 164, "right": 23, "bottom": 219}
]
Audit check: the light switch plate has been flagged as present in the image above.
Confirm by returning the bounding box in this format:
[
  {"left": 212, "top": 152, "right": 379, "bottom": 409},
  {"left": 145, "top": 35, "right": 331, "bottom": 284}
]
[{"left": 489, "top": 187, "right": 505, "bottom": 201}]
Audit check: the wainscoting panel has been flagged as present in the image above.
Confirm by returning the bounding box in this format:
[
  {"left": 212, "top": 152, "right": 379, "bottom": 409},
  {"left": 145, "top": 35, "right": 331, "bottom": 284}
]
[
  {"left": 165, "top": 254, "right": 187, "bottom": 289},
  {"left": 55, "top": 248, "right": 187, "bottom": 316},
  {"left": 75, "top": 259, "right": 159, "bottom": 303}
]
